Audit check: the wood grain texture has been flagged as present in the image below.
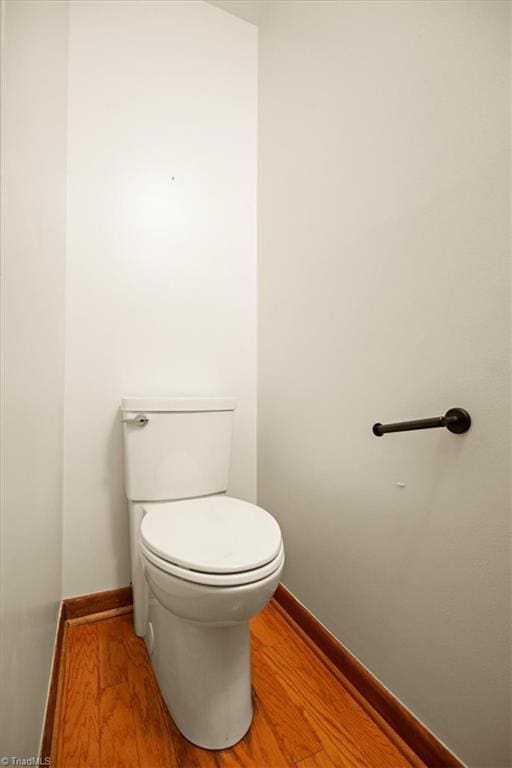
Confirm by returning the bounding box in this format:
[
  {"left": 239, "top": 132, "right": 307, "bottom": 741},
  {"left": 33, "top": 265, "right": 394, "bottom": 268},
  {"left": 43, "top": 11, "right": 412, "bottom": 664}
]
[
  {"left": 250, "top": 598, "right": 292, "bottom": 647},
  {"left": 251, "top": 648, "right": 322, "bottom": 763},
  {"left": 63, "top": 586, "right": 133, "bottom": 621},
  {"left": 98, "top": 615, "right": 128, "bottom": 689},
  {"left": 50, "top": 596, "right": 430, "bottom": 768},
  {"left": 99, "top": 682, "right": 139, "bottom": 768},
  {"left": 53, "top": 623, "right": 100, "bottom": 767},
  {"left": 68, "top": 605, "right": 133, "bottom": 627},
  {"left": 260, "top": 639, "right": 411, "bottom": 768},
  {"left": 274, "top": 584, "right": 464, "bottom": 768},
  {"left": 121, "top": 612, "right": 178, "bottom": 768},
  {"left": 270, "top": 600, "right": 427, "bottom": 768},
  {"left": 217, "top": 695, "right": 293, "bottom": 768},
  {"left": 40, "top": 604, "right": 66, "bottom": 761},
  {"left": 296, "top": 750, "right": 337, "bottom": 768}
]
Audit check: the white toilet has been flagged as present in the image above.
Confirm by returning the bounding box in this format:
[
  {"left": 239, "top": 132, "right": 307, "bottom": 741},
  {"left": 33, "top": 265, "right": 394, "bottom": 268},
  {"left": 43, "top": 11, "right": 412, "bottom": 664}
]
[{"left": 121, "top": 396, "right": 284, "bottom": 750}]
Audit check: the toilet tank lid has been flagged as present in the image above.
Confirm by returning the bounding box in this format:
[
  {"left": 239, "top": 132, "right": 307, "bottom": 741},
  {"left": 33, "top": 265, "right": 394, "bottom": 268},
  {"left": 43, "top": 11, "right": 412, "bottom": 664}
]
[{"left": 121, "top": 397, "right": 237, "bottom": 413}]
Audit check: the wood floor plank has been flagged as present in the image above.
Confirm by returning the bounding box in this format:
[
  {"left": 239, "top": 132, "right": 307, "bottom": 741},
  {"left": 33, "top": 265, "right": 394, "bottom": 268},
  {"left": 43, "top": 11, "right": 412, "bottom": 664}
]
[
  {"left": 250, "top": 602, "right": 292, "bottom": 648},
  {"left": 53, "top": 607, "right": 421, "bottom": 768},
  {"left": 120, "top": 614, "right": 179, "bottom": 768},
  {"left": 215, "top": 695, "right": 293, "bottom": 768},
  {"left": 260, "top": 639, "right": 413, "bottom": 768},
  {"left": 169, "top": 716, "right": 220, "bottom": 768},
  {"left": 99, "top": 681, "right": 139, "bottom": 768},
  {"left": 98, "top": 614, "right": 128, "bottom": 689},
  {"left": 55, "top": 623, "right": 100, "bottom": 768},
  {"left": 272, "top": 599, "right": 429, "bottom": 768},
  {"left": 296, "top": 749, "right": 338, "bottom": 768},
  {"left": 251, "top": 647, "right": 322, "bottom": 763}
]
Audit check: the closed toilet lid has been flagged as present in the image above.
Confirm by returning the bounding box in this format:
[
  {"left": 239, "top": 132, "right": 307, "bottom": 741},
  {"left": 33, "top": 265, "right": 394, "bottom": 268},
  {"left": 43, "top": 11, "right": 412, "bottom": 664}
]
[{"left": 140, "top": 496, "right": 282, "bottom": 574}]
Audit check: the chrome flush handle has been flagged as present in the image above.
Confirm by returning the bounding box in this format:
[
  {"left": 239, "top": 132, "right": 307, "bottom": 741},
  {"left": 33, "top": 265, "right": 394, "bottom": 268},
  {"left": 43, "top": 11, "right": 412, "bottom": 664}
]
[{"left": 121, "top": 413, "right": 149, "bottom": 427}]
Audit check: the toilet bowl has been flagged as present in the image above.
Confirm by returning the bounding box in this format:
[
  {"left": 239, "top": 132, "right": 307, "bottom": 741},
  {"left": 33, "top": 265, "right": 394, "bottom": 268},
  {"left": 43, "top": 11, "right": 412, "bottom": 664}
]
[
  {"left": 139, "top": 494, "right": 284, "bottom": 749},
  {"left": 122, "top": 397, "right": 285, "bottom": 750}
]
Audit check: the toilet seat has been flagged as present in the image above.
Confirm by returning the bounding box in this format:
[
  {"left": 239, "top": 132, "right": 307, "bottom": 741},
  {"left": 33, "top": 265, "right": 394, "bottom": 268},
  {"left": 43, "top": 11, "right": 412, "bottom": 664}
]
[
  {"left": 139, "top": 495, "right": 284, "bottom": 587},
  {"left": 141, "top": 539, "right": 284, "bottom": 587}
]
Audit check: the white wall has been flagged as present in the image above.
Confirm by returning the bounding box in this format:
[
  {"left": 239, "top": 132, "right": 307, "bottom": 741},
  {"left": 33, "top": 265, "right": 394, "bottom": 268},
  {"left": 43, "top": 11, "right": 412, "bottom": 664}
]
[
  {"left": 63, "top": 0, "right": 257, "bottom": 597},
  {"left": 207, "top": 0, "right": 263, "bottom": 26},
  {"left": 0, "top": 0, "right": 68, "bottom": 755},
  {"left": 258, "top": 2, "right": 510, "bottom": 766}
]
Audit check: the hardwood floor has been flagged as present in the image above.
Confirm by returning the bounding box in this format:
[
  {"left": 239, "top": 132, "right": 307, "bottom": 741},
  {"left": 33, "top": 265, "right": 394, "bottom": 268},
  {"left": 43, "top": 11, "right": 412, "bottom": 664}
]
[{"left": 51, "top": 602, "right": 426, "bottom": 768}]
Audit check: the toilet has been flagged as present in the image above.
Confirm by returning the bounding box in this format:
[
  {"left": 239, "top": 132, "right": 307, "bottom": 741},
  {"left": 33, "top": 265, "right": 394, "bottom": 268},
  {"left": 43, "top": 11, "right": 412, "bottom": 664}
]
[{"left": 121, "top": 396, "right": 284, "bottom": 750}]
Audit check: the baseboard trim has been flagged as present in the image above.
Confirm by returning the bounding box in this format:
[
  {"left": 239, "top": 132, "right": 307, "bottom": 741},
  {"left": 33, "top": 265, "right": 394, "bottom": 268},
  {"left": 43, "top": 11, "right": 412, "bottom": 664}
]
[
  {"left": 63, "top": 585, "right": 133, "bottom": 621},
  {"left": 40, "top": 585, "right": 133, "bottom": 760},
  {"left": 39, "top": 603, "right": 66, "bottom": 761},
  {"left": 273, "top": 584, "right": 464, "bottom": 768},
  {"left": 67, "top": 604, "right": 133, "bottom": 627}
]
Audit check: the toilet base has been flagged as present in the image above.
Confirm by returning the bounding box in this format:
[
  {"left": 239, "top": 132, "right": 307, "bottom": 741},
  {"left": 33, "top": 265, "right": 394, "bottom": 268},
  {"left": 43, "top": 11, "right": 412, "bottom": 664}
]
[{"left": 149, "top": 597, "right": 253, "bottom": 750}]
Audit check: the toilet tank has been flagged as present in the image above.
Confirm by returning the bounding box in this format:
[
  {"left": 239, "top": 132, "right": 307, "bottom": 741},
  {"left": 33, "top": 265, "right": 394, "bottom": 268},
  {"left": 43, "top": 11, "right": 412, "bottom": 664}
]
[{"left": 121, "top": 397, "right": 236, "bottom": 502}]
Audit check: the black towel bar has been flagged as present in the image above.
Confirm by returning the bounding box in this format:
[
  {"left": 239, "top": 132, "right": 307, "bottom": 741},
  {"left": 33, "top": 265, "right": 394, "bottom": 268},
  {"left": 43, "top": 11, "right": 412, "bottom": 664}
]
[{"left": 372, "top": 407, "right": 471, "bottom": 437}]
